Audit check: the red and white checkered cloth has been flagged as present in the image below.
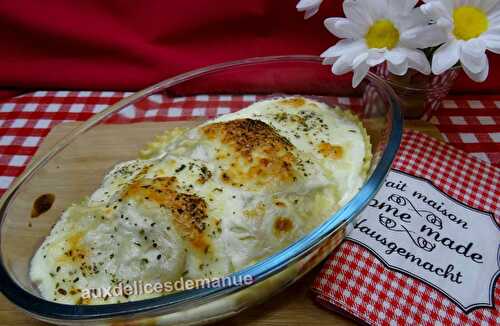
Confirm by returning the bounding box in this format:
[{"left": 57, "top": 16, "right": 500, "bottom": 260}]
[
  {"left": 0, "top": 91, "right": 499, "bottom": 323},
  {"left": 0, "top": 90, "right": 498, "bottom": 194},
  {"left": 312, "top": 130, "right": 500, "bottom": 326},
  {"left": 0, "top": 91, "right": 364, "bottom": 195},
  {"left": 431, "top": 95, "right": 500, "bottom": 166}
]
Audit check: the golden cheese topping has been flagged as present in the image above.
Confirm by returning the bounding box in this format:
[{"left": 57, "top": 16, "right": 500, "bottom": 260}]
[
  {"left": 30, "top": 96, "right": 371, "bottom": 304},
  {"left": 202, "top": 118, "right": 297, "bottom": 188},
  {"left": 318, "top": 141, "right": 343, "bottom": 160},
  {"left": 123, "top": 176, "right": 211, "bottom": 253}
]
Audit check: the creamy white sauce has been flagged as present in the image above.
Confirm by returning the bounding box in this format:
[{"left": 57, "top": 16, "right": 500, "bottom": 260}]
[{"left": 30, "top": 97, "right": 370, "bottom": 304}]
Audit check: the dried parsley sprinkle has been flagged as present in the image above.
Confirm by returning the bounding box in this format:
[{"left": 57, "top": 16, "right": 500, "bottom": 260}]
[{"left": 175, "top": 164, "right": 186, "bottom": 173}]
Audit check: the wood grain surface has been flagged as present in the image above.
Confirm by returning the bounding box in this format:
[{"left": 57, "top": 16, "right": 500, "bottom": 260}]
[{"left": 0, "top": 120, "right": 442, "bottom": 326}]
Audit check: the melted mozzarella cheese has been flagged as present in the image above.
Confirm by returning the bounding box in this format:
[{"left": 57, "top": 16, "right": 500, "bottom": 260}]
[{"left": 30, "top": 97, "right": 371, "bottom": 304}]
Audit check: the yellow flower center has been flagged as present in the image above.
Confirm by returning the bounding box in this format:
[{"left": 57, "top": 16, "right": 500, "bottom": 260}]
[
  {"left": 365, "top": 19, "right": 400, "bottom": 49},
  {"left": 453, "top": 6, "right": 489, "bottom": 40}
]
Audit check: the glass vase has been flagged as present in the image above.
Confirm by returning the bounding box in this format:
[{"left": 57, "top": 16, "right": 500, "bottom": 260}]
[{"left": 374, "top": 64, "right": 460, "bottom": 120}]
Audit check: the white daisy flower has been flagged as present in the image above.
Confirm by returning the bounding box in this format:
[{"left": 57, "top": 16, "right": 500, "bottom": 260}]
[
  {"left": 421, "top": 0, "right": 500, "bottom": 82},
  {"left": 297, "top": 0, "right": 324, "bottom": 19},
  {"left": 321, "top": 0, "right": 447, "bottom": 87}
]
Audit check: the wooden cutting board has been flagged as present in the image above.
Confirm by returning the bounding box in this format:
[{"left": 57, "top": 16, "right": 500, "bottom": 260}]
[{"left": 0, "top": 120, "right": 442, "bottom": 326}]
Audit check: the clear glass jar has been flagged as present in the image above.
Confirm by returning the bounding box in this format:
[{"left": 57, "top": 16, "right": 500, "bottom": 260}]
[{"left": 374, "top": 63, "right": 459, "bottom": 120}]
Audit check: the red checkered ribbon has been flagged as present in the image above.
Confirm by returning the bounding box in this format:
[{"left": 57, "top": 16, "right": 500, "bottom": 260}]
[{"left": 312, "top": 130, "right": 500, "bottom": 326}]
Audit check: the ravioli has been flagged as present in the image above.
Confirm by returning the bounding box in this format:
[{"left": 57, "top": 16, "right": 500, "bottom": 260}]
[{"left": 30, "top": 97, "right": 371, "bottom": 304}]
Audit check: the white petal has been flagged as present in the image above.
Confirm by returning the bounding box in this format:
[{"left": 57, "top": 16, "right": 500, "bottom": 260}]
[
  {"left": 490, "top": 23, "right": 500, "bottom": 34},
  {"left": 478, "top": 0, "right": 500, "bottom": 13},
  {"left": 482, "top": 33, "right": 500, "bottom": 54},
  {"left": 398, "top": 7, "right": 450, "bottom": 47},
  {"left": 400, "top": 7, "right": 428, "bottom": 27},
  {"left": 332, "top": 55, "right": 355, "bottom": 75},
  {"left": 297, "top": 0, "right": 323, "bottom": 19},
  {"left": 483, "top": 24, "right": 500, "bottom": 53},
  {"left": 330, "top": 42, "right": 370, "bottom": 75},
  {"left": 487, "top": 6, "right": 500, "bottom": 23},
  {"left": 423, "top": 0, "right": 454, "bottom": 12},
  {"left": 358, "top": 0, "right": 387, "bottom": 21},
  {"left": 352, "top": 63, "right": 370, "bottom": 88},
  {"left": 342, "top": 0, "right": 373, "bottom": 30},
  {"left": 322, "top": 57, "right": 337, "bottom": 65},
  {"left": 460, "top": 39, "right": 488, "bottom": 74},
  {"left": 401, "top": 23, "right": 449, "bottom": 48},
  {"left": 423, "top": 0, "right": 455, "bottom": 11},
  {"left": 366, "top": 50, "right": 386, "bottom": 66},
  {"left": 320, "top": 39, "right": 366, "bottom": 58},
  {"left": 432, "top": 41, "right": 461, "bottom": 74},
  {"left": 420, "top": 2, "right": 452, "bottom": 20},
  {"left": 385, "top": 48, "right": 407, "bottom": 65},
  {"left": 324, "top": 17, "right": 363, "bottom": 38},
  {"left": 436, "top": 17, "right": 453, "bottom": 31},
  {"left": 296, "top": 0, "right": 322, "bottom": 10},
  {"left": 352, "top": 52, "right": 369, "bottom": 69},
  {"left": 486, "top": 40, "right": 500, "bottom": 54},
  {"left": 480, "top": 0, "right": 500, "bottom": 12},
  {"left": 387, "top": 0, "right": 418, "bottom": 15},
  {"left": 303, "top": 8, "right": 319, "bottom": 19},
  {"left": 406, "top": 49, "right": 432, "bottom": 74},
  {"left": 485, "top": 23, "right": 500, "bottom": 36},
  {"left": 388, "top": 60, "right": 409, "bottom": 75},
  {"left": 463, "top": 55, "right": 489, "bottom": 82},
  {"left": 466, "top": 0, "right": 482, "bottom": 7}
]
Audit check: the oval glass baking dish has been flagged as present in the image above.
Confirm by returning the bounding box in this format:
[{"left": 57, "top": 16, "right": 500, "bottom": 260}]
[{"left": 0, "top": 55, "right": 402, "bottom": 325}]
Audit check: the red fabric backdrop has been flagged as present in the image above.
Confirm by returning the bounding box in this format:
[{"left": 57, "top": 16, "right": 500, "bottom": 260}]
[{"left": 0, "top": 0, "right": 499, "bottom": 95}]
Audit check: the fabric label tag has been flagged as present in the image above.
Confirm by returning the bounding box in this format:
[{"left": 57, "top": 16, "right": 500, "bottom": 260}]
[{"left": 346, "top": 169, "right": 500, "bottom": 313}]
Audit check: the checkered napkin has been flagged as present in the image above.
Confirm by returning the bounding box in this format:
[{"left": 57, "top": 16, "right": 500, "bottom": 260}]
[
  {"left": 432, "top": 96, "right": 500, "bottom": 166},
  {"left": 312, "top": 130, "right": 500, "bottom": 325}
]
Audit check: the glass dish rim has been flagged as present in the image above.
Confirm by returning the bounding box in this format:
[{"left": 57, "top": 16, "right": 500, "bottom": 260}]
[{"left": 0, "top": 55, "right": 403, "bottom": 321}]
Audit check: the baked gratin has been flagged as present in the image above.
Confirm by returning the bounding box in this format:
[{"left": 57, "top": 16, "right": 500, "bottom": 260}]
[{"left": 30, "top": 97, "right": 371, "bottom": 304}]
